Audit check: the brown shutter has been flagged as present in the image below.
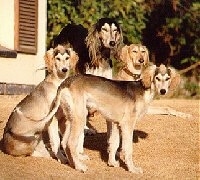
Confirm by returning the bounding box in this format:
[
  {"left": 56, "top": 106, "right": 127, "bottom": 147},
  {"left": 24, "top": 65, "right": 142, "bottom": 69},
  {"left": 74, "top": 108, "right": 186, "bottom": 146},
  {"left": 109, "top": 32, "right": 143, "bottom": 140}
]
[{"left": 14, "top": 0, "right": 38, "bottom": 54}]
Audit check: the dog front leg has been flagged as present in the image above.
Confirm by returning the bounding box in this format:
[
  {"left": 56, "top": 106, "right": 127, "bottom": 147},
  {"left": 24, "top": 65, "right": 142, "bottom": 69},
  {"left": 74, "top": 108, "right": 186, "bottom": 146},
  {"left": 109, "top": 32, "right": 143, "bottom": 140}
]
[
  {"left": 147, "top": 106, "right": 192, "bottom": 119},
  {"left": 107, "top": 121, "right": 120, "bottom": 167},
  {"left": 48, "top": 116, "right": 67, "bottom": 164},
  {"left": 66, "top": 116, "right": 88, "bottom": 172},
  {"left": 32, "top": 137, "right": 51, "bottom": 158},
  {"left": 121, "top": 122, "right": 143, "bottom": 174},
  {"left": 77, "top": 131, "right": 90, "bottom": 161}
]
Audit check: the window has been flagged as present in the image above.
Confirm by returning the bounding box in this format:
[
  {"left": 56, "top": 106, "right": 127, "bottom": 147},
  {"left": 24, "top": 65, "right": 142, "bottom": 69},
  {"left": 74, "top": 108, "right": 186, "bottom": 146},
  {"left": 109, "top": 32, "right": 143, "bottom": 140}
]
[{"left": 14, "top": 0, "right": 38, "bottom": 54}]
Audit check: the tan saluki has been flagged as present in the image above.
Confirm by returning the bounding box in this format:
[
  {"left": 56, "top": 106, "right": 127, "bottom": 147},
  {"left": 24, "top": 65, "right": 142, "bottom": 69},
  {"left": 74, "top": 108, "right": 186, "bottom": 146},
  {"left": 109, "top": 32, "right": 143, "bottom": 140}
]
[
  {"left": 3, "top": 45, "right": 78, "bottom": 163},
  {"left": 45, "top": 64, "right": 181, "bottom": 173}
]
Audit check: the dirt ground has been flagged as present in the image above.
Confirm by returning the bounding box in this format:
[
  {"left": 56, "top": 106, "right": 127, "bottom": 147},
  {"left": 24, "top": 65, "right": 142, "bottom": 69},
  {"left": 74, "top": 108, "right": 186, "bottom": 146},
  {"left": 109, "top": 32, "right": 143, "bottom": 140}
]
[{"left": 0, "top": 95, "right": 199, "bottom": 180}]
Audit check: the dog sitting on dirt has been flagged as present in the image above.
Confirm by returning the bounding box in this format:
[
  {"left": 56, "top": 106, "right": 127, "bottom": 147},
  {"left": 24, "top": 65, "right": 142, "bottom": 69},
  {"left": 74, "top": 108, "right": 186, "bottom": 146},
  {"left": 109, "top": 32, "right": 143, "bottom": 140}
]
[
  {"left": 43, "top": 64, "right": 181, "bottom": 173},
  {"left": 2, "top": 45, "right": 78, "bottom": 163}
]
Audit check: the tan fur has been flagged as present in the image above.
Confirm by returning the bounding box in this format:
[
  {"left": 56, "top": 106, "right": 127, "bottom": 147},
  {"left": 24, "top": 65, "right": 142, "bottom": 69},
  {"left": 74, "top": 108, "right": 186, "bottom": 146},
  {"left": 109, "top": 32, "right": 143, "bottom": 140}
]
[
  {"left": 2, "top": 45, "right": 78, "bottom": 163},
  {"left": 86, "top": 18, "right": 123, "bottom": 75},
  {"left": 45, "top": 64, "right": 181, "bottom": 173},
  {"left": 114, "top": 46, "right": 191, "bottom": 118},
  {"left": 114, "top": 44, "right": 149, "bottom": 81}
]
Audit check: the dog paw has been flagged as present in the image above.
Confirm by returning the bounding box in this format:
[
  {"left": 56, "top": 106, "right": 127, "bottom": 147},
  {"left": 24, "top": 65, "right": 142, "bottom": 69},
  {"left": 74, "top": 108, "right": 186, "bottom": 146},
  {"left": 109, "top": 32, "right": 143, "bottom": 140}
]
[
  {"left": 79, "top": 153, "right": 90, "bottom": 161},
  {"left": 84, "top": 128, "right": 97, "bottom": 136},
  {"left": 128, "top": 166, "right": 143, "bottom": 174},
  {"left": 75, "top": 163, "right": 88, "bottom": 173},
  {"left": 58, "top": 156, "right": 68, "bottom": 164},
  {"left": 108, "top": 160, "right": 120, "bottom": 167},
  {"left": 181, "top": 113, "right": 192, "bottom": 119}
]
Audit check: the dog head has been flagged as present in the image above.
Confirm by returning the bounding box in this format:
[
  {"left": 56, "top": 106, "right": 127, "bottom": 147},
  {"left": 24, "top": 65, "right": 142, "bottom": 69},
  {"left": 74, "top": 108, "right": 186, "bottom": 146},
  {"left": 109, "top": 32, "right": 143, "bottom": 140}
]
[
  {"left": 44, "top": 45, "right": 79, "bottom": 78},
  {"left": 141, "top": 64, "right": 180, "bottom": 95},
  {"left": 120, "top": 44, "right": 149, "bottom": 75},
  {"left": 86, "top": 18, "right": 123, "bottom": 66},
  {"left": 95, "top": 18, "right": 123, "bottom": 48}
]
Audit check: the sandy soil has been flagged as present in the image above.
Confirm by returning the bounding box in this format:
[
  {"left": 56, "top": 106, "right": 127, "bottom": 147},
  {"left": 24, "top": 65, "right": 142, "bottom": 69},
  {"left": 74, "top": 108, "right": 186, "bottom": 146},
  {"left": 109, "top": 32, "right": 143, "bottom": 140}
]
[{"left": 0, "top": 95, "right": 199, "bottom": 180}]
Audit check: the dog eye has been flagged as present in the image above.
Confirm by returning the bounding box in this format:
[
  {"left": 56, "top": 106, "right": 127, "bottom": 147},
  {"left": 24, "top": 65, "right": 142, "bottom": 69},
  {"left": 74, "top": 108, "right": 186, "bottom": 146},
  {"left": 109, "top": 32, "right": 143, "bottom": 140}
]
[
  {"left": 101, "top": 28, "right": 108, "bottom": 32},
  {"left": 133, "top": 50, "right": 137, "bottom": 53},
  {"left": 56, "top": 57, "right": 60, "bottom": 61},
  {"left": 166, "top": 77, "right": 170, "bottom": 81},
  {"left": 141, "top": 51, "right": 146, "bottom": 53},
  {"left": 156, "top": 77, "right": 161, "bottom": 81},
  {"left": 65, "top": 57, "right": 69, "bottom": 60}
]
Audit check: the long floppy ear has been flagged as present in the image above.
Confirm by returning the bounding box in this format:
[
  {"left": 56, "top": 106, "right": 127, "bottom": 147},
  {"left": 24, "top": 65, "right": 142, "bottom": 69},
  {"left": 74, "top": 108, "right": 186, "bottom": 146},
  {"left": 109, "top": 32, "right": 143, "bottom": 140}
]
[
  {"left": 44, "top": 48, "right": 54, "bottom": 73},
  {"left": 144, "top": 46, "right": 150, "bottom": 66},
  {"left": 120, "top": 45, "right": 130, "bottom": 63},
  {"left": 116, "top": 26, "right": 123, "bottom": 48},
  {"left": 85, "top": 24, "right": 101, "bottom": 66},
  {"left": 168, "top": 67, "right": 181, "bottom": 91},
  {"left": 141, "top": 65, "right": 157, "bottom": 89},
  {"left": 68, "top": 48, "right": 79, "bottom": 73}
]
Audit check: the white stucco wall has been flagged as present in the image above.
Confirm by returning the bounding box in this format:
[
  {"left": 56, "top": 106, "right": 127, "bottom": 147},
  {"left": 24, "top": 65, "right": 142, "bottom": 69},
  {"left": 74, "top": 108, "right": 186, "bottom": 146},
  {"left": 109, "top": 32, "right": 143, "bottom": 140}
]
[{"left": 0, "top": 0, "right": 46, "bottom": 85}]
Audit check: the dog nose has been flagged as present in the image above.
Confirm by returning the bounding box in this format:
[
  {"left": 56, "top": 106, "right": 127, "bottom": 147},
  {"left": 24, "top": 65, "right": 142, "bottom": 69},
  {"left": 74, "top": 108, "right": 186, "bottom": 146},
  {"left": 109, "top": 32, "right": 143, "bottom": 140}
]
[
  {"left": 109, "top": 41, "right": 116, "bottom": 47},
  {"left": 62, "top": 68, "right": 68, "bottom": 73},
  {"left": 139, "top": 59, "right": 144, "bottom": 63},
  {"left": 160, "top": 89, "right": 166, "bottom": 95}
]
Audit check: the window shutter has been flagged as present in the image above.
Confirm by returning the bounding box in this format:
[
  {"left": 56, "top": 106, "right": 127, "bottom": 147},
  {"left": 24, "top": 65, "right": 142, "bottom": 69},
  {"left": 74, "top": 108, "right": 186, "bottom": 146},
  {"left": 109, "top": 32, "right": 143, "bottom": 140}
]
[{"left": 15, "top": 0, "right": 38, "bottom": 54}]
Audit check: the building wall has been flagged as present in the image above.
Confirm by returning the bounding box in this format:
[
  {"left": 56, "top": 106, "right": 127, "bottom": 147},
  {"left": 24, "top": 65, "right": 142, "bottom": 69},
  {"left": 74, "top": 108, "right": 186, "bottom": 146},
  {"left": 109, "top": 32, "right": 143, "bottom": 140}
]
[{"left": 0, "top": 0, "right": 46, "bottom": 86}]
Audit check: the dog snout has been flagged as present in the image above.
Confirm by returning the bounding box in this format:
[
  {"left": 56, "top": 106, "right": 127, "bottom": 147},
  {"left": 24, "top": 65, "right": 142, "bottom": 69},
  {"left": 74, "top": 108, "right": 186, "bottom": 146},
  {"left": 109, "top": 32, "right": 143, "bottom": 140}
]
[
  {"left": 139, "top": 58, "right": 144, "bottom": 63},
  {"left": 109, "top": 41, "right": 116, "bottom": 47},
  {"left": 160, "top": 89, "right": 166, "bottom": 95},
  {"left": 62, "top": 68, "right": 68, "bottom": 73}
]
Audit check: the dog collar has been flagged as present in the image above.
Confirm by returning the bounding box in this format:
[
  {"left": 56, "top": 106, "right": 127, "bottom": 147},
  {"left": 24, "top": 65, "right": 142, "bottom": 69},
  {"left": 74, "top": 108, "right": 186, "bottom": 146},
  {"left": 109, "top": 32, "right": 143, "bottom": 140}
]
[{"left": 123, "top": 67, "right": 141, "bottom": 80}]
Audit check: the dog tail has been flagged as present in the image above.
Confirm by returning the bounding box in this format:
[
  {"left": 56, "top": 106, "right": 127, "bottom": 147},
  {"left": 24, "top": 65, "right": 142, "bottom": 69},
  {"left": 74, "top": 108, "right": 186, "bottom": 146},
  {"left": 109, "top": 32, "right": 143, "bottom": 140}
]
[
  {"left": 42, "top": 89, "right": 62, "bottom": 122},
  {"left": 15, "top": 90, "right": 62, "bottom": 123}
]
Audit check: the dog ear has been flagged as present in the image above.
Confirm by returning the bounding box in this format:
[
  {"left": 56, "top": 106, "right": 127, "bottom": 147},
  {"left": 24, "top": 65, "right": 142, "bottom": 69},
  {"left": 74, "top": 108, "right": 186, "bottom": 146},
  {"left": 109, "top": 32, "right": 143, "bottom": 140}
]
[
  {"left": 68, "top": 48, "right": 79, "bottom": 73},
  {"left": 120, "top": 45, "right": 130, "bottom": 63},
  {"left": 144, "top": 46, "right": 150, "bottom": 66},
  {"left": 44, "top": 48, "right": 54, "bottom": 72},
  {"left": 141, "top": 65, "right": 157, "bottom": 88},
  {"left": 117, "top": 26, "right": 123, "bottom": 47},
  {"left": 85, "top": 25, "right": 100, "bottom": 66},
  {"left": 168, "top": 67, "right": 181, "bottom": 91}
]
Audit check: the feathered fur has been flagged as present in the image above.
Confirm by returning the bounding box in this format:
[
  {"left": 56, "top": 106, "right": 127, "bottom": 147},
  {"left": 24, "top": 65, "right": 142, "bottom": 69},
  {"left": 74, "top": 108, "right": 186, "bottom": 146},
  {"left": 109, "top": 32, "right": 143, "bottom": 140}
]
[
  {"left": 53, "top": 18, "right": 123, "bottom": 77},
  {"left": 42, "top": 64, "right": 181, "bottom": 173},
  {"left": 3, "top": 45, "right": 78, "bottom": 164}
]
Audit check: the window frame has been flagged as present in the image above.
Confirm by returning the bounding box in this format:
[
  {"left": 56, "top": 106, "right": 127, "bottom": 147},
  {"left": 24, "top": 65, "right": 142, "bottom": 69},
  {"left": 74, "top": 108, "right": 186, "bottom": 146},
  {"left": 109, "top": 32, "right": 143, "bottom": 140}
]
[{"left": 14, "top": 0, "right": 38, "bottom": 54}]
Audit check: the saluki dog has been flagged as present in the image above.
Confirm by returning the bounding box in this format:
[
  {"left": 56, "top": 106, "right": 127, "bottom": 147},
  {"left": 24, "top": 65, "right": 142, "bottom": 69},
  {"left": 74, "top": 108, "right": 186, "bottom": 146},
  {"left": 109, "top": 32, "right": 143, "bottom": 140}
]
[
  {"left": 45, "top": 64, "right": 181, "bottom": 173},
  {"left": 2, "top": 45, "right": 78, "bottom": 163},
  {"left": 85, "top": 17, "right": 123, "bottom": 78},
  {"left": 114, "top": 44, "right": 149, "bottom": 81}
]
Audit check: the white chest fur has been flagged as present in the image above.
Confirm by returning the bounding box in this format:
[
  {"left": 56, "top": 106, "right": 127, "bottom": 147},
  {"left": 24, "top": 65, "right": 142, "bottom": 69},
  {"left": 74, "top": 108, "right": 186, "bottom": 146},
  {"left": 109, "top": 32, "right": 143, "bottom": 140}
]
[{"left": 86, "top": 67, "right": 112, "bottom": 79}]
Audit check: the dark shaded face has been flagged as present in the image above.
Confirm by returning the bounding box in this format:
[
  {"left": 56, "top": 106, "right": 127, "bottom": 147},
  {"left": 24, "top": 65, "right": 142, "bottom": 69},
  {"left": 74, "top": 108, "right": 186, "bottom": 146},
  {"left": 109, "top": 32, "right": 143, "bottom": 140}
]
[
  {"left": 96, "top": 18, "right": 122, "bottom": 48},
  {"left": 53, "top": 47, "right": 71, "bottom": 76},
  {"left": 154, "top": 65, "right": 172, "bottom": 95},
  {"left": 129, "top": 44, "right": 149, "bottom": 72}
]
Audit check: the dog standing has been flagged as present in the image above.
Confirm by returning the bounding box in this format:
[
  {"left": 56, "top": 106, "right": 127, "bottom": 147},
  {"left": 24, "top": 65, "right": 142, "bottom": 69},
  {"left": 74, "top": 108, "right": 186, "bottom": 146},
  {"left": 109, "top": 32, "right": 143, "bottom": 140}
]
[
  {"left": 3, "top": 45, "right": 78, "bottom": 163},
  {"left": 45, "top": 64, "right": 181, "bottom": 173}
]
